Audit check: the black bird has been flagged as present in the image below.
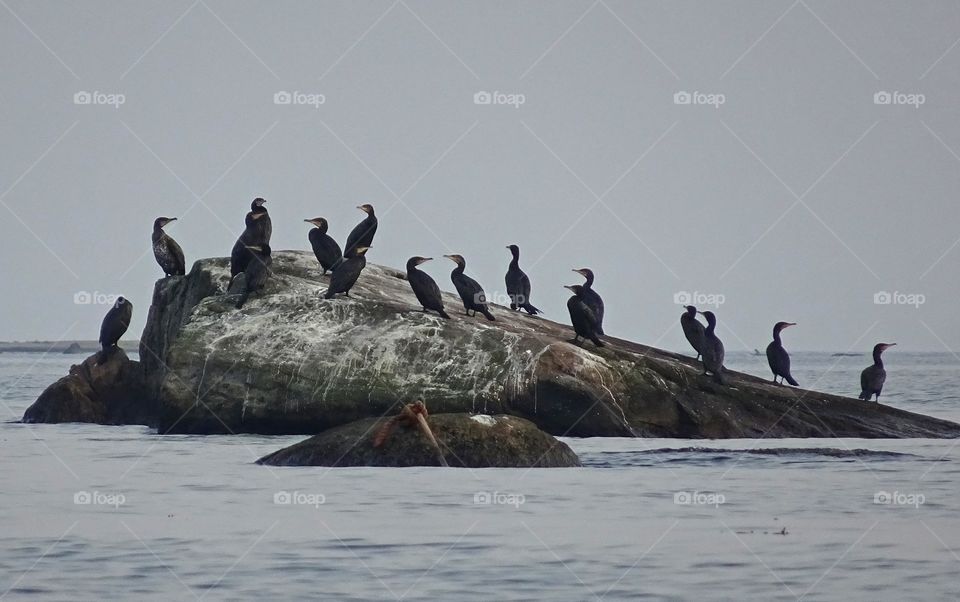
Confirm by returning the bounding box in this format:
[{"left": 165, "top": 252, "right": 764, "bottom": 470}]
[
  {"left": 680, "top": 305, "right": 705, "bottom": 360},
  {"left": 406, "top": 256, "right": 450, "bottom": 319},
  {"left": 98, "top": 296, "right": 132, "bottom": 363},
  {"left": 766, "top": 321, "right": 798, "bottom": 386},
  {"left": 246, "top": 197, "right": 271, "bottom": 244},
  {"left": 859, "top": 343, "right": 896, "bottom": 402},
  {"left": 573, "top": 268, "right": 604, "bottom": 334},
  {"left": 230, "top": 198, "right": 271, "bottom": 279},
  {"left": 564, "top": 285, "right": 604, "bottom": 347},
  {"left": 444, "top": 254, "right": 494, "bottom": 321},
  {"left": 700, "top": 310, "right": 725, "bottom": 384},
  {"left": 152, "top": 217, "right": 185, "bottom": 277},
  {"left": 343, "top": 204, "right": 377, "bottom": 258},
  {"left": 505, "top": 244, "right": 541, "bottom": 315},
  {"left": 305, "top": 217, "right": 342, "bottom": 275},
  {"left": 236, "top": 244, "right": 272, "bottom": 309},
  {"left": 324, "top": 246, "right": 370, "bottom": 299}
]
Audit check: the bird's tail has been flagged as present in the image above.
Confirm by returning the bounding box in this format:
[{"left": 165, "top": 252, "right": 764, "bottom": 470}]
[
  {"left": 785, "top": 374, "right": 799, "bottom": 387},
  {"left": 481, "top": 307, "right": 495, "bottom": 321},
  {"left": 521, "top": 303, "right": 541, "bottom": 315},
  {"left": 437, "top": 309, "right": 451, "bottom": 319}
]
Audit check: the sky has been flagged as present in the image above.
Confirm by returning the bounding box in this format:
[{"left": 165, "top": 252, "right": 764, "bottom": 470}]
[{"left": 0, "top": 0, "right": 958, "bottom": 353}]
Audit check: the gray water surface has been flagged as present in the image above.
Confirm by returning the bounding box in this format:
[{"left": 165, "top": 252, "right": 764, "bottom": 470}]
[{"left": 1, "top": 352, "right": 959, "bottom": 600}]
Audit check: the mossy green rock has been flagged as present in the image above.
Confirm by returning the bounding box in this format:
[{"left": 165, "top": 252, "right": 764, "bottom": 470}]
[
  {"left": 136, "top": 251, "right": 960, "bottom": 438},
  {"left": 256, "top": 413, "right": 581, "bottom": 467}
]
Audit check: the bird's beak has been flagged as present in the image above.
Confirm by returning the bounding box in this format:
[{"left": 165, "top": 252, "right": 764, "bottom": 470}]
[
  {"left": 572, "top": 268, "right": 584, "bottom": 275},
  {"left": 168, "top": 217, "right": 177, "bottom": 222},
  {"left": 563, "top": 285, "right": 574, "bottom": 291},
  {"left": 442, "top": 255, "right": 455, "bottom": 261},
  {"left": 785, "top": 322, "right": 796, "bottom": 328},
  {"left": 303, "top": 219, "right": 312, "bottom": 223},
  {"left": 422, "top": 257, "right": 433, "bottom": 262}
]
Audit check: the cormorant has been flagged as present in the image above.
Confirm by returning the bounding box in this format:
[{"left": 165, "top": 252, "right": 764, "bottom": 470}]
[
  {"left": 573, "top": 268, "right": 604, "bottom": 334},
  {"left": 564, "top": 285, "right": 604, "bottom": 347},
  {"left": 680, "top": 305, "right": 705, "bottom": 360},
  {"left": 305, "top": 217, "right": 342, "bottom": 275},
  {"left": 343, "top": 204, "right": 377, "bottom": 258},
  {"left": 766, "top": 321, "right": 798, "bottom": 386},
  {"left": 700, "top": 310, "right": 725, "bottom": 384},
  {"left": 859, "top": 343, "right": 896, "bottom": 402},
  {"left": 444, "top": 254, "right": 494, "bottom": 320},
  {"left": 98, "top": 296, "right": 132, "bottom": 362},
  {"left": 246, "top": 197, "right": 271, "bottom": 245},
  {"left": 152, "top": 217, "right": 185, "bottom": 277},
  {"left": 406, "top": 256, "right": 450, "bottom": 319},
  {"left": 505, "top": 244, "right": 541, "bottom": 315},
  {"left": 230, "top": 199, "right": 270, "bottom": 279},
  {"left": 236, "top": 244, "right": 272, "bottom": 309},
  {"left": 324, "top": 246, "right": 370, "bottom": 299}
]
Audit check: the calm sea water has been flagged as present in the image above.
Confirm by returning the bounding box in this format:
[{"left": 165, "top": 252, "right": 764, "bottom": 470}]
[{"left": 1, "top": 351, "right": 959, "bottom": 601}]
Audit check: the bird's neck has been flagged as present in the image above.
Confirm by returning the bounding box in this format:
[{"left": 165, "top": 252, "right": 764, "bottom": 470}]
[
  {"left": 452, "top": 264, "right": 465, "bottom": 275},
  {"left": 772, "top": 330, "right": 782, "bottom": 345},
  {"left": 873, "top": 350, "right": 884, "bottom": 367}
]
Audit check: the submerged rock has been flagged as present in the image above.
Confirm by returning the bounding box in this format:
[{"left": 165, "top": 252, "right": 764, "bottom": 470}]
[
  {"left": 131, "top": 251, "right": 960, "bottom": 439},
  {"left": 256, "top": 413, "right": 581, "bottom": 467},
  {"left": 22, "top": 350, "right": 153, "bottom": 426}
]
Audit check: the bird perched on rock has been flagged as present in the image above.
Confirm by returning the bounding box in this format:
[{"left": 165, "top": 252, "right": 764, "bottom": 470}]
[
  {"left": 324, "top": 246, "right": 370, "bottom": 299},
  {"left": 444, "top": 254, "right": 494, "bottom": 320},
  {"left": 372, "top": 399, "right": 447, "bottom": 467},
  {"left": 98, "top": 297, "right": 132, "bottom": 363},
  {"left": 344, "top": 204, "right": 377, "bottom": 258},
  {"left": 564, "top": 284, "right": 604, "bottom": 347},
  {"left": 236, "top": 244, "right": 272, "bottom": 309},
  {"left": 700, "top": 310, "right": 725, "bottom": 384},
  {"left": 572, "top": 268, "right": 604, "bottom": 334},
  {"left": 766, "top": 321, "right": 798, "bottom": 386},
  {"left": 505, "top": 244, "right": 541, "bottom": 315},
  {"left": 406, "top": 256, "right": 450, "bottom": 319},
  {"left": 680, "top": 305, "right": 705, "bottom": 360},
  {"left": 152, "top": 217, "right": 185, "bottom": 277},
  {"left": 859, "top": 343, "right": 896, "bottom": 402},
  {"left": 230, "top": 198, "right": 270, "bottom": 280},
  {"left": 304, "top": 217, "right": 342, "bottom": 275}
]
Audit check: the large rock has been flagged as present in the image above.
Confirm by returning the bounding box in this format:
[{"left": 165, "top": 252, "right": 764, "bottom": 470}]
[
  {"left": 22, "top": 350, "right": 153, "bottom": 425},
  {"left": 257, "top": 413, "right": 581, "bottom": 467},
  {"left": 135, "top": 251, "right": 960, "bottom": 438}
]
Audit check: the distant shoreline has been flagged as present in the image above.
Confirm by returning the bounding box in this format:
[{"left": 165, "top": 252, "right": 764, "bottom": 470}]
[{"left": 0, "top": 341, "right": 140, "bottom": 354}]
